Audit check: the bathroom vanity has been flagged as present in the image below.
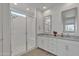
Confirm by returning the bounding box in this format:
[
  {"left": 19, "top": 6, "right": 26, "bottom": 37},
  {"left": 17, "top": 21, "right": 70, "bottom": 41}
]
[{"left": 37, "top": 34, "right": 79, "bottom": 56}]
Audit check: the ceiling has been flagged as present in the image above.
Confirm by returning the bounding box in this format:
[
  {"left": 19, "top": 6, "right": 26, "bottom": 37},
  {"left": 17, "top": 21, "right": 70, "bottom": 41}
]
[
  {"left": 10, "top": 3, "right": 64, "bottom": 16},
  {"left": 10, "top": 3, "right": 64, "bottom": 11}
]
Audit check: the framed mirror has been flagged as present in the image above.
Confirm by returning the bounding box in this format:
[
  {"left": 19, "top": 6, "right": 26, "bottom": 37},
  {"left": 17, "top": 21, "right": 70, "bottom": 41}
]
[{"left": 43, "top": 15, "right": 52, "bottom": 33}]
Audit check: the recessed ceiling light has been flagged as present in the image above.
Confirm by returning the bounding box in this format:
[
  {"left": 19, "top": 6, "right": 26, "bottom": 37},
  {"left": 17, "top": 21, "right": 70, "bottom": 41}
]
[
  {"left": 43, "top": 6, "right": 47, "bottom": 9},
  {"left": 26, "top": 8, "right": 30, "bottom": 11},
  {"left": 14, "top": 3, "right": 18, "bottom": 5}
]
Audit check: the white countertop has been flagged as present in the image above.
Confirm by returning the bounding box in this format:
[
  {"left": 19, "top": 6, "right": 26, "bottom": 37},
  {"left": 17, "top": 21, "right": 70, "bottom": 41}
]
[{"left": 37, "top": 34, "right": 79, "bottom": 42}]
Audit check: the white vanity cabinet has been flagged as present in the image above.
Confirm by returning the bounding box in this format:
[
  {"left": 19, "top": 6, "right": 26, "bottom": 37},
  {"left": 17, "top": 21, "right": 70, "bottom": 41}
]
[
  {"left": 37, "top": 36, "right": 57, "bottom": 55},
  {"left": 56, "top": 39, "right": 79, "bottom": 56},
  {"left": 37, "top": 36, "right": 79, "bottom": 56}
]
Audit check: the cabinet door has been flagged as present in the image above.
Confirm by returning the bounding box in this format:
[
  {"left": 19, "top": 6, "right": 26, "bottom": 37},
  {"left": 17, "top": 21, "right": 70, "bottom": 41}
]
[
  {"left": 37, "top": 37, "right": 49, "bottom": 51},
  {"left": 37, "top": 37, "right": 41, "bottom": 47},
  {"left": 40, "top": 38, "right": 44, "bottom": 48},
  {"left": 62, "top": 40, "right": 79, "bottom": 56},
  {"left": 37, "top": 37, "right": 44, "bottom": 48},
  {"left": 43, "top": 37, "right": 49, "bottom": 51},
  {"left": 67, "top": 43, "right": 79, "bottom": 56},
  {"left": 56, "top": 39, "right": 66, "bottom": 56},
  {"left": 48, "top": 38, "right": 57, "bottom": 55}
]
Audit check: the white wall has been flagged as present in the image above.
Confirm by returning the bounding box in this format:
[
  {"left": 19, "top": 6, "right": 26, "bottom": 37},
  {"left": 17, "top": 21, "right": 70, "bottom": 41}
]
[
  {"left": 2, "top": 4, "right": 11, "bottom": 56},
  {"left": 37, "top": 10, "right": 44, "bottom": 34},
  {"left": 0, "top": 4, "right": 3, "bottom": 56},
  {"left": 43, "top": 3, "right": 79, "bottom": 36}
]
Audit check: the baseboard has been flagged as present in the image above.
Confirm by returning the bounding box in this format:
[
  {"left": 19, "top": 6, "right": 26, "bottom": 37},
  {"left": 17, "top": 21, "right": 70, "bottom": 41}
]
[
  {"left": 12, "top": 46, "right": 38, "bottom": 56},
  {"left": 11, "top": 50, "right": 26, "bottom": 56},
  {"left": 37, "top": 47, "right": 57, "bottom": 56},
  {"left": 26, "top": 46, "right": 38, "bottom": 53}
]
